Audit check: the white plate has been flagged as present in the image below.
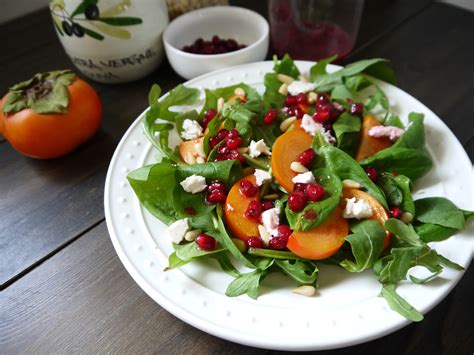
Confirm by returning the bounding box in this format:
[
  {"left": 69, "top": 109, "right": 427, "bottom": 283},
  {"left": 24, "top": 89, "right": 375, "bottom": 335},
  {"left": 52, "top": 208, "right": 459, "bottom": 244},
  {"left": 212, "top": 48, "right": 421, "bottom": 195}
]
[{"left": 104, "top": 61, "right": 473, "bottom": 351}]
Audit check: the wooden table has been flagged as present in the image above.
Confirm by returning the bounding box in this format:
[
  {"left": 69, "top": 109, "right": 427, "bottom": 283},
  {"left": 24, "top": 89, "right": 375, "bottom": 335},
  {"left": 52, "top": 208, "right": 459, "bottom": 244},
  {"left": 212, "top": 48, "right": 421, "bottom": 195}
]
[{"left": 1, "top": 1, "right": 473, "bottom": 353}]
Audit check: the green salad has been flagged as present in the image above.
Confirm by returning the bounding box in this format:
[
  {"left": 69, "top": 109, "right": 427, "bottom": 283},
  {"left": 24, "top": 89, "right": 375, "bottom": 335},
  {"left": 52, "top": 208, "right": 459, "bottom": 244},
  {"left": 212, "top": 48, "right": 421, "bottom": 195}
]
[{"left": 128, "top": 55, "right": 473, "bottom": 321}]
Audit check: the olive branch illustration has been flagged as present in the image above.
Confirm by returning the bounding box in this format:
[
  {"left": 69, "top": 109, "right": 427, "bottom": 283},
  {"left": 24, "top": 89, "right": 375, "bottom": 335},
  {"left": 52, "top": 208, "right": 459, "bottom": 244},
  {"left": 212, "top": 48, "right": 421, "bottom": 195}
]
[{"left": 50, "top": 0, "right": 142, "bottom": 41}]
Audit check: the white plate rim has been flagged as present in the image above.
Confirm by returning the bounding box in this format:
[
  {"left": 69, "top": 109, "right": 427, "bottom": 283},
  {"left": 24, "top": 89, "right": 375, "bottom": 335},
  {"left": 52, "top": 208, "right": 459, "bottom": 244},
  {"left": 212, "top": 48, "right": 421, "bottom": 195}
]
[{"left": 104, "top": 60, "right": 473, "bottom": 351}]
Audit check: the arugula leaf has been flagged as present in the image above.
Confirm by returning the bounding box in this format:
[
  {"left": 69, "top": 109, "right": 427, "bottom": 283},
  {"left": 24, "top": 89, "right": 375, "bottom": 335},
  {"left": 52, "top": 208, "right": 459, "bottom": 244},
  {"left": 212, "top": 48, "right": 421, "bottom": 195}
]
[
  {"left": 360, "top": 147, "right": 432, "bottom": 181},
  {"left": 340, "top": 220, "right": 386, "bottom": 272},
  {"left": 275, "top": 259, "right": 318, "bottom": 284},
  {"left": 273, "top": 54, "right": 300, "bottom": 78},
  {"left": 174, "top": 110, "right": 200, "bottom": 138},
  {"left": 200, "top": 83, "right": 260, "bottom": 115},
  {"left": 309, "top": 55, "right": 338, "bottom": 81},
  {"left": 332, "top": 113, "right": 361, "bottom": 156},
  {"left": 380, "top": 284, "right": 423, "bottom": 321},
  {"left": 414, "top": 197, "right": 466, "bottom": 229},
  {"left": 203, "top": 114, "right": 223, "bottom": 155},
  {"left": 225, "top": 269, "right": 268, "bottom": 299},
  {"left": 263, "top": 73, "right": 286, "bottom": 109},
  {"left": 409, "top": 270, "right": 442, "bottom": 284},
  {"left": 157, "top": 84, "right": 200, "bottom": 122},
  {"left": 331, "top": 84, "right": 355, "bottom": 101},
  {"left": 248, "top": 248, "right": 300, "bottom": 260},
  {"left": 165, "top": 252, "right": 189, "bottom": 270},
  {"left": 365, "top": 85, "right": 390, "bottom": 112},
  {"left": 314, "top": 143, "right": 388, "bottom": 210},
  {"left": 285, "top": 168, "right": 342, "bottom": 231},
  {"left": 213, "top": 253, "right": 241, "bottom": 278},
  {"left": 127, "top": 163, "right": 179, "bottom": 224},
  {"left": 384, "top": 219, "right": 424, "bottom": 247},
  {"left": 344, "top": 74, "right": 372, "bottom": 92},
  {"left": 221, "top": 101, "right": 255, "bottom": 141}
]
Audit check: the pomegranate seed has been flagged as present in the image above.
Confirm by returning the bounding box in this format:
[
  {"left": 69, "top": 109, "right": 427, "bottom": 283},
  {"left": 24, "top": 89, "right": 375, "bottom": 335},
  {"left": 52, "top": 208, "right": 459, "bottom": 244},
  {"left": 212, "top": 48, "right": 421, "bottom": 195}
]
[
  {"left": 209, "top": 136, "right": 220, "bottom": 148},
  {"left": 211, "top": 35, "right": 220, "bottom": 45},
  {"left": 206, "top": 190, "right": 227, "bottom": 204},
  {"left": 205, "top": 108, "right": 217, "bottom": 120},
  {"left": 208, "top": 180, "right": 225, "bottom": 192},
  {"left": 288, "top": 106, "right": 304, "bottom": 119},
  {"left": 245, "top": 200, "right": 262, "bottom": 220},
  {"left": 317, "top": 94, "right": 330, "bottom": 105},
  {"left": 196, "top": 233, "right": 217, "bottom": 251},
  {"left": 293, "top": 183, "right": 307, "bottom": 193},
  {"left": 226, "top": 137, "right": 242, "bottom": 149},
  {"left": 285, "top": 95, "right": 298, "bottom": 107},
  {"left": 261, "top": 201, "right": 274, "bottom": 211},
  {"left": 239, "top": 179, "right": 258, "bottom": 197},
  {"left": 304, "top": 209, "right": 318, "bottom": 220},
  {"left": 269, "top": 236, "right": 287, "bottom": 250},
  {"left": 227, "top": 129, "right": 240, "bottom": 139},
  {"left": 297, "top": 148, "right": 316, "bottom": 168},
  {"left": 184, "top": 206, "right": 196, "bottom": 215},
  {"left": 305, "top": 183, "right": 325, "bottom": 201},
  {"left": 217, "top": 129, "right": 229, "bottom": 140},
  {"left": 264, "top": 109, "right": 278, "bottom": 125},
  {"left": 390, "top": 206, "right": 402, "bottom": 219},
  {"left": 227, "top": 149, "right": 246, "bottom": 164},
  {"left": 366, "top": 166, "right": 379, "bottom": 181},
  {"left": 217, "top": 144, "right": 230, "bottom": 155},
  {"left": 288, "top": 192, "right": 307, "bottom": 212},
  {"left": 276, "top": 225, "right": 292, "bottom": 239},
  {"left": 246, "top": 236, "right": 264, "bottom": 248},
  {"left": 329, "top": 105, "right": 343, "bottom": 120},
  {"left": 313, "top": 106, "right": 331, "bottom": 123},
  {"left": 296, "top": 93, "right": 308, "bottom": 105},
  {"left": 350, "top": 103, "right": 364, "bottom": 116}
]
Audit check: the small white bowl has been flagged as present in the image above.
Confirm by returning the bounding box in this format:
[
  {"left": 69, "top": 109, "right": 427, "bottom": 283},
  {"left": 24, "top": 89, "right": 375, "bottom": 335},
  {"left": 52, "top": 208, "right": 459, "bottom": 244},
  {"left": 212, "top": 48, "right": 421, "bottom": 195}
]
[{"left": 163, "top": 6, "right": 269, "bottom": 79}]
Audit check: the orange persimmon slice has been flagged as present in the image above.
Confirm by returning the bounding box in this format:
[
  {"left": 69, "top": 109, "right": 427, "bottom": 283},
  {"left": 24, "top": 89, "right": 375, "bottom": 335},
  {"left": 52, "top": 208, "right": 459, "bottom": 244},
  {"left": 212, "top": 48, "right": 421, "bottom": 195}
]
[{"left": 355, "top": 115, "right": 392, "bottom": 161}]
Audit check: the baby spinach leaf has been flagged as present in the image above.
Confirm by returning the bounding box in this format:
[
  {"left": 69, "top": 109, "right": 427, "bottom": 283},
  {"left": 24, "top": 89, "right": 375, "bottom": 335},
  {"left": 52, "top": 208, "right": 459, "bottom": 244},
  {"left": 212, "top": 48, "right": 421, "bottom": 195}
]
[
  {"left": 314, "top": 143, "right": 388, "bottom": 209},
  {"left": 414, "top": 222, "right": 458, "bottom": 243},
  {"left": 384, "top": 114, "right": 404, "bottom": 128},
  {"left": 330, "top": 84, "right": 355, "bottom": 101},
  {"left": 127, "top": 163, "right": 179, "bottom": 224},
  {"left": 165, "top": 252, "right": 189, "bottom": 270},
  {"left": 333, "top": 113, "right": 361, "bottom": 156},
  {"left": 263, "top": 72, "right": 286, "bottom": 109},
  {"left": 393, "top": 112, "right": 426, "bottom": 151},
  {"left": 365, "top": 85, "right": 389, "bottom": 112},
  {"left": 177, "top": 160, "right": 242, "bottom": 185},
  {"left": 189, "top": 213, "right": 216, "bottom": 232},
  {"left": 340, "top": 220, "right": 386, "bottom": 272},
  {"left": 213, "top": 253, "right": 241, "bottom": 278},
  {"left": 394, "top": 175, "right": 415, "bottom": 216},
  {"left": 414, "top": 197, "right": 466, "bottom": 229},
  {"left": 285, "top": 168, "right": 342, "bottom": 231},
  {"left": 379, "top": 284, "right": 423, "bottom": 322},
  {"left": 360, "top": 147, "right": 432, "bottom": 181},
  {"left": 225, "top": 269, "right": 268, "bottom": 299},
  {"left": 174, "top": 241, "right": 226, "bottom": 261},
  {"left": 273, "top": 54, "right": 300, "bottom": 78},
  {"left": 275, "top": 259, "right": 318, "bottom": 284},
  {"left": 344, "top": 74, "right": 372, "bottom": 92},
  {"left": 156, "top": 84, "right": 200, "bottom": 122},
  {"left": 377, "top": 173, "right": 403, "bottom": 207}
]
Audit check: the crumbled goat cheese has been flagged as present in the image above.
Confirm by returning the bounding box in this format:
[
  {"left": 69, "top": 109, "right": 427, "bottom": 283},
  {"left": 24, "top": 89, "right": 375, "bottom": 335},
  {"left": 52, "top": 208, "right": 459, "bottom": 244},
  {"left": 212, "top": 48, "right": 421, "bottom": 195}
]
[
  {"left": 301, "top": 114, "right": 335, "bottom": 144},
  {"left": 249, "top": 139, "right": 271, "bottom": 158},
  {"left": 343, "top": 197, "right": 373, "bottom": 219},
  {"left": 166, "top": 219, "right": 189, "bottom": 244},
  {"left": 292, "top": 171, "right": 316, "bottom": 184},
  {"left": 180, "top": 174, "right": 207, "bottom": 194},
  {"left": 368, "top": 125, "right": 405, "bottom": 141},
  {"left": 287, "top": 81, "right": 315, "bottom": 96},
  {"left": 254, "top": 169, "right": 272, "bottom": 186},
  {"left": 260, "top": 207, "right": 280, "bottom": 237},
  {"left": 181, "top": 119, "right": 203, "bottom": 140},
  {"left": 258, "top": 224, "right": 271, "bottom": 246}
]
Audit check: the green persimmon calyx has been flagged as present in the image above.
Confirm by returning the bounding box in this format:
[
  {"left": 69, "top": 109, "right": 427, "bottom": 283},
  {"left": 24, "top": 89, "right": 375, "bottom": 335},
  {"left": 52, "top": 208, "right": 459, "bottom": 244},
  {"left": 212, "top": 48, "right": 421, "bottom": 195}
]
[{"left": 2, "top": 70, "right": 76, "bottom": 114}]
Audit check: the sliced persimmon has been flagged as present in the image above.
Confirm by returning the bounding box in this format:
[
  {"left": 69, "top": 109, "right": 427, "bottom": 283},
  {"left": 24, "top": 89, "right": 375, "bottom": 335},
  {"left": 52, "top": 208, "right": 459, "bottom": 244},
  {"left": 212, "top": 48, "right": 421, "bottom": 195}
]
[
  {"left": 341, "top": 188, "right": 391, "bottom": 249},
  {"left": 287, "top": 206, "right": 349, "bottom": 260},
  {"left": 179, "top": 136, "right": 204, "bottom": 164},
  {"left": 224, "top": 175, "right": 259, "bottom": 242},
  {"left": 355, "top": 115, "right": 392, "bottom": 161},
  {"left": 271, "top": 120, "right": 313, "bottom": 193}
]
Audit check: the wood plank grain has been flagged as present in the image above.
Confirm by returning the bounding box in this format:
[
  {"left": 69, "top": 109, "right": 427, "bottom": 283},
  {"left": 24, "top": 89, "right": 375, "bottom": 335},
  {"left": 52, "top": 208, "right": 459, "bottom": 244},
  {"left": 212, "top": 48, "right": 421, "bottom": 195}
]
[
  {"left": 1, "top": 221, "right": 472, "bottom": 354},
  {"left": 347, "top": 2, "right": 474, "bottom": 159}
]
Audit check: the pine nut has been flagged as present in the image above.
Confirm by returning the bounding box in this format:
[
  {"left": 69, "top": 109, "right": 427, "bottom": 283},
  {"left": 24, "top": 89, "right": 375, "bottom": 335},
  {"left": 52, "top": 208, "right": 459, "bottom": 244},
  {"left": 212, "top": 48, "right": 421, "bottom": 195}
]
[
  {"left": 185, "top": 153, "right": 196, "bottom": 164},
  {"left": 184, "top": 229, "right": 201, "bottom": 242},
  {"left": 196, "top": 156, "right": 206, "bottom": 164},
  {"left": 258, "top": 224, "right": 270, "bottom": 246},
  {"left": 278, "top": 83, "right": 288, "bottom": 96},
  {"left": 194, "top": 142, "right": 206, "bottom": 158},
  {"left": 277, "top": 73, "right": 295, "bottom": 84},
  {"left": 217, "top": 97, "right": 225, "bottom": 112},
  {"left": 342, "top": 179, "right": 362, "bottom": 189},
  {"left": 292, "top": 285, "right": 316, "bottom": 297},
  {"left": 307, "top": 91, "right": 317, "bottom": 104},
  {"left": 280, "top": 116, "right": 297, "bottom": 132},
  {"left": 298, "top": 75, "right": 310, "bottom": 82},
  {"left": 290, "top": 161, "right": 309, "bottom": 173},
  {"left": 400, "top": 212, "right": 414, "bottom": 224},
  {"left": 237, "top": 147, "right": 249, "bottom": 154},
  {"left": 234, "top": 87, "right": 246, "bottom": 97}
]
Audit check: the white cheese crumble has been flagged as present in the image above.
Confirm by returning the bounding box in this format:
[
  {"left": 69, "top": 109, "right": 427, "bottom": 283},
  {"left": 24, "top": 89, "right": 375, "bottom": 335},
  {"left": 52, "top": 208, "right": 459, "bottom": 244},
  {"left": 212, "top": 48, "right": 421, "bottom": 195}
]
[
  {"left": 166, "top": 219, "right": 189, "bottom": 244},
  {"left": 260, "top": 207, "right": 280, "bottom": 237},
  {"left": 180, "top": 174, "right": 207, "bottom": 194},
  {"left": 248, "top": 139, "right": 271, "bottom": 158},
  {"left": 181, "top": 119, "right": 203, "bottom": 140},
  {"left": 292, "top": 171, "right": 316, "bottom": 184},
  {"left": 254, "top": 169, "right": 272, "bottom": 186},
  {"left": 287, "top": 81, "right": 315, "bottom": 96},
  {"left": 368, "top": 125, "right": 405, "bottom": 141},
  {"left": 301, "top": 114, "right": 335, "bottom": 144},
  {"left": 343, "top": 197, "right": 373, "bottom": 219}
]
